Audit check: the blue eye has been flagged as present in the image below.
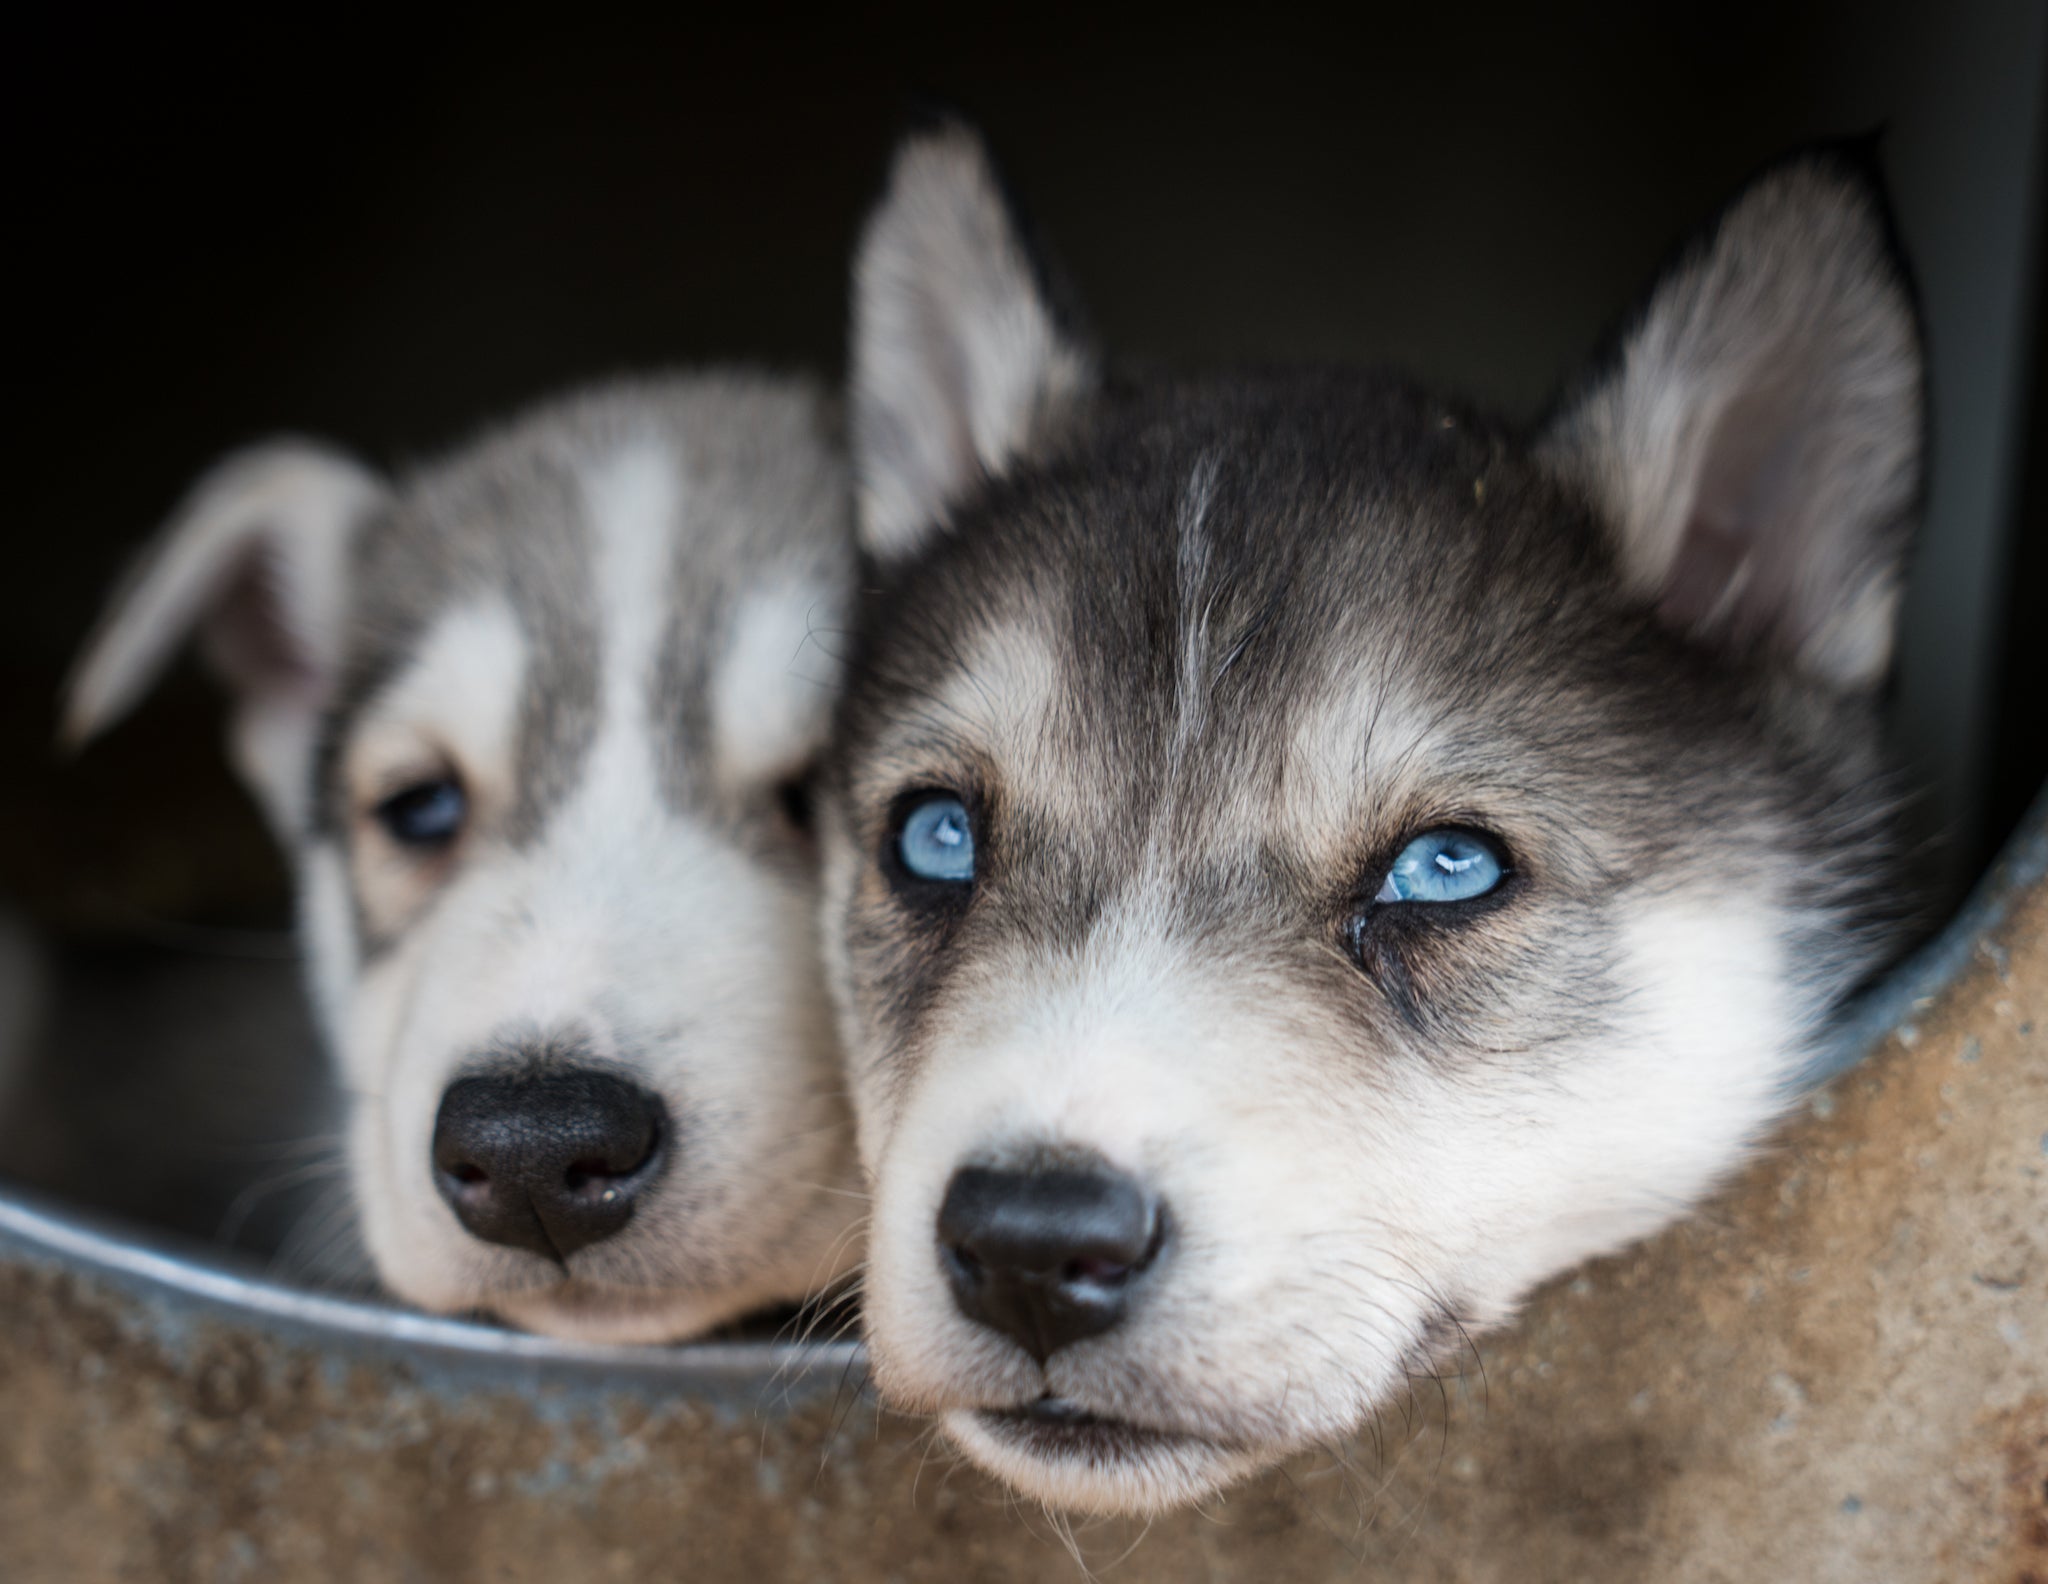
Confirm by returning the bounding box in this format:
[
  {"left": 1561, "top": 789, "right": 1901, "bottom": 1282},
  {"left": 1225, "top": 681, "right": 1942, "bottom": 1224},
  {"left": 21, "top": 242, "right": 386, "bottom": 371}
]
[
  {"left": 375, "top": 777, "right": 468, "bottom": 848},
  {"left": 1376, "top": 829, "right": 1504, "bottom": 904},
  {"left": 897, "top": 794, "right": 976, "bottom": 884}
]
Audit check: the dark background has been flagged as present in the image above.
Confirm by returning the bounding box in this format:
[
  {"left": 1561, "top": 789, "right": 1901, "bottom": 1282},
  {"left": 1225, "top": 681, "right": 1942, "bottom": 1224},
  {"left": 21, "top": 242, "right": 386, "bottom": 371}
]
[{"left": 1, "top": 4, "right": 2042, "bottom": 1253}]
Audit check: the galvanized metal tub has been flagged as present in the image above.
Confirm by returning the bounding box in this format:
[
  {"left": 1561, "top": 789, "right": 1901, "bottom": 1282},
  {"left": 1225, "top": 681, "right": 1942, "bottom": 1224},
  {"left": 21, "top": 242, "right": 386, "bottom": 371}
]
[{"left": 3, "top": 786, "right": 2044, "bottom": 1583}]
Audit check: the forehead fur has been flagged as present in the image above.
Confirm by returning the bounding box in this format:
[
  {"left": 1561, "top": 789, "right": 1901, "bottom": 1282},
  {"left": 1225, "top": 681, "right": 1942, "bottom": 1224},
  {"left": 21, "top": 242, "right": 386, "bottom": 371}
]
[
  {"left": 841, "top": 371, "right": 1778, "bottom": 879},
  {"left": 320, "top": 373, "right": 851, "bottom": 840}
]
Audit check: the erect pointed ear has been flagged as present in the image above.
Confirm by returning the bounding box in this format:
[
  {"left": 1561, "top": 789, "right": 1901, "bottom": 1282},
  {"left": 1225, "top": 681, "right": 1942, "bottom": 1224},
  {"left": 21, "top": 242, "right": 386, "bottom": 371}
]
[
  {"left": 62, "top": 440, "right": 386, "bottom": 838},
  {"left": 1539, "top": 149, "right": 1925, "bottom": 692},
  {"left": 850, "top": 119, "right": 1098, "bottom": 561}
]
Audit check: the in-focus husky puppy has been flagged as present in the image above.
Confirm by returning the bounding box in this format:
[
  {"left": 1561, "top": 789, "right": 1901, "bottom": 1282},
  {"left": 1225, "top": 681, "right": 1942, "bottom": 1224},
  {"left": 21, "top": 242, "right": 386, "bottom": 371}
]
[
  {"left": 67, "top": 374, "right": 864, "bottom": 1344},
  {"left": 822, "top": 126, "right": 1924, "bottom": 1513}
]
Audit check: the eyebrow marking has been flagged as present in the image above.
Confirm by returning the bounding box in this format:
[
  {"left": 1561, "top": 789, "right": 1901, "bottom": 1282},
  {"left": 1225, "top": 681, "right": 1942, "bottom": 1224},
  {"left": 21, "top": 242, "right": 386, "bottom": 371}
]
[
  {"left": 584, "top": 439, "right": 681, "bottom": 779},
  {"left": 1168, "top": 452, "right": 1221, "bottom": 778}
]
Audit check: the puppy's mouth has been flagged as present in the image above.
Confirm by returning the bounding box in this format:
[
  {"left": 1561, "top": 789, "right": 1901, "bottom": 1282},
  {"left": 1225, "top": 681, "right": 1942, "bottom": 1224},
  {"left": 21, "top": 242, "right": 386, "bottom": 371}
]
[
  {"left": 944, "top": 1395, "right": 1267, "bottom": 1515},
  {"left": 486, "top": 1276, "right": 733, "bottom": 1345},
  {"left": 973, "top": 1396, "right": 1228, "bottom": 1461},
  {"left": 514, "top": 1276, "right": 648, "bottom": 1308}
]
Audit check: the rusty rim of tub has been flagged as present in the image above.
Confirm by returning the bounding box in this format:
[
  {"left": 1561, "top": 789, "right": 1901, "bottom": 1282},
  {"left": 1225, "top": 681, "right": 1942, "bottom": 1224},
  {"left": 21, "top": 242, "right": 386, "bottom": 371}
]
[{"left": 1, "top": 781, "right": 2043, "bottom": 1398}]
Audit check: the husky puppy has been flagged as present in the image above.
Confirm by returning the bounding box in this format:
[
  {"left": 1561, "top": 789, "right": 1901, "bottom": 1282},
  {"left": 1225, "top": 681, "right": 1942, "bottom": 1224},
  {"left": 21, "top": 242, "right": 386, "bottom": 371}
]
[
  {"left": 821, "top": 126, "right": 1924, "bottom": 1513},
  {"left": 66, "top": 374, "right": 864, "bottom": 1344}
]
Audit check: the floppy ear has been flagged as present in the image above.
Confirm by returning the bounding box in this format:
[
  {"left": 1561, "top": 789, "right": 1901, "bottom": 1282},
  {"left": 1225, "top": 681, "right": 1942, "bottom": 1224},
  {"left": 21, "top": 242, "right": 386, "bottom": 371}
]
[
  {"left": 1539, "top": 151, "right": 1924, "bottom": 692},
  {"left": 850, "top": 120, "right": 1098, "bottom": 561},
  {"left": 62, "top": 440, "right": 386, "bottom": 839}
]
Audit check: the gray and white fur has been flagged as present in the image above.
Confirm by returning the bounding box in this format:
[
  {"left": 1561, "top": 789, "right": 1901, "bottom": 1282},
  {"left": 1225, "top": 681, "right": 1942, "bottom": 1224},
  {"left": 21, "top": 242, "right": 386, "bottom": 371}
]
[
  {"left": 67, "top": 373, "right": 865, "bottom": 1344},
  {"left": 822, "top": 126, "right": 1924, "bottom": 1514}
]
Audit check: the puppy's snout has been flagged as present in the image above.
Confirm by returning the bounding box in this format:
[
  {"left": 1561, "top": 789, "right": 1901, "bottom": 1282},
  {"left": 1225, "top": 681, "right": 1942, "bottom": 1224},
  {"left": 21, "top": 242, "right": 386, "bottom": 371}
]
[
  {"left": 431, "top": 1069, "right": 667, "bottom": 1261},
  {"left": 936, "top": 1160, "right": 1166, "bottom": 1363}
]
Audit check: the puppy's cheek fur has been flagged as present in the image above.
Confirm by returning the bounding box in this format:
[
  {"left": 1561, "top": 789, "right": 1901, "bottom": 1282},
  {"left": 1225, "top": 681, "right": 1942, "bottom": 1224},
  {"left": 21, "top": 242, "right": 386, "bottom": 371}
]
[
  {"left": 306, "top": 844, "right": 483, "bottom": 1316},
  {"left": 344, "top": 1086, "right": 477, "bottom": 1315},
  {"left": 297, "top": 845, "right": 362, "bottom": 1087},
  {"left": 818, "top": 825, "right": 920, "bottom": 1172},
  {"left": 333, "top": 925, "right": 493, "bottom": 1315},
  {"left": 1474, "top": 891, "right": 1799, "bottom": 1292}
]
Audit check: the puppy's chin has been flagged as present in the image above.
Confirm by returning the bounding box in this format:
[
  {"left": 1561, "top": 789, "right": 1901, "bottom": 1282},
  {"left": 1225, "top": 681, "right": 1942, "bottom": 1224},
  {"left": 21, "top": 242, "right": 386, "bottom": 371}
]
[
  {"left": 487, "top": 1281, "right": 760, "bottom": 1347},
  {"left": 942, "top": 1406, "right": 1273, "bottom": 1517}
]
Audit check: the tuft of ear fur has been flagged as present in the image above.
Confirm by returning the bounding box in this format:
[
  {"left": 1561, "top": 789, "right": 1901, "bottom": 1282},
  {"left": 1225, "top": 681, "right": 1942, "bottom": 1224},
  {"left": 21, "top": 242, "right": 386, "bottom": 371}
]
[
  {"left": 1540, "top": 151, "right": 1924, "bottom": 692},
  {"left": 851, "top": 120, "right": 1097, "bottom": 561},
  {"left": 63, "top": 440, "right": 385, "bottom": 837}
]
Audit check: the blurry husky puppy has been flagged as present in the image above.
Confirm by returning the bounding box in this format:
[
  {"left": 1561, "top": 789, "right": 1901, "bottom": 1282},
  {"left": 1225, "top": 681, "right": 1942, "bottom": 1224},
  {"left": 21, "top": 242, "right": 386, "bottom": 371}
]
[{"left": 68, "top": 374, "right": 866, "bottom": 1343}]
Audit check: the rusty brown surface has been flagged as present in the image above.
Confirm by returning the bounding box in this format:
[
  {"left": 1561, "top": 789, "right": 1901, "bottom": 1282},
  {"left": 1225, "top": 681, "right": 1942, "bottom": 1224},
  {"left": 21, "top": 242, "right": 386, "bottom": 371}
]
[{"left": 3, "top": 869, "right": 2043, "bottom": 1583}]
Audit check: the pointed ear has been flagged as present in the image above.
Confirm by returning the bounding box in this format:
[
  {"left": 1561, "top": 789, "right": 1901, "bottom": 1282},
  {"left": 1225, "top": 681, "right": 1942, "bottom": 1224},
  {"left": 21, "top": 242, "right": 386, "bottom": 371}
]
[
  {"left": 63, "top": 440, "right": 386, "bottom": 837},
  {"left": 850, "top": 120, "right": 1098, "bottom": 561},
  {"left": 1539, "top": 151, "right": 1925, "bottom": 692}
]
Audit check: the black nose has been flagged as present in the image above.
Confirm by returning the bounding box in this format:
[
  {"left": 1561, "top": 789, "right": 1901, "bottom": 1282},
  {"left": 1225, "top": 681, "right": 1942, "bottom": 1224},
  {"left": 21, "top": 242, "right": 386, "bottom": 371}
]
[
  {"left": 936, "top": 1162, "right": 1166, "bottom": 1363},
  {"left": 431, "top": 1069, "right": 667, "bottom": 1260}
]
